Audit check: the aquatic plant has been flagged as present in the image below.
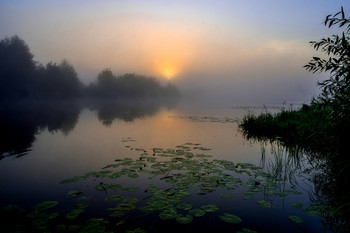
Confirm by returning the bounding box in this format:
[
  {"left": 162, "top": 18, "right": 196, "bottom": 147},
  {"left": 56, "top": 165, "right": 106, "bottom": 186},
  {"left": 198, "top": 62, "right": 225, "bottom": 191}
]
[{"left": 1, "top": 142, "right": 323, "bottom": 232}]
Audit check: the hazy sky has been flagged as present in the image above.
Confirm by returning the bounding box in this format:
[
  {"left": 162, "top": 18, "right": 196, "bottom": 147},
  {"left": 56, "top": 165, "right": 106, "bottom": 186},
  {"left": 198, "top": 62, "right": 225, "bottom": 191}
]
[{"left": 1, "top": 0, "right": 349, "bottom": 103}]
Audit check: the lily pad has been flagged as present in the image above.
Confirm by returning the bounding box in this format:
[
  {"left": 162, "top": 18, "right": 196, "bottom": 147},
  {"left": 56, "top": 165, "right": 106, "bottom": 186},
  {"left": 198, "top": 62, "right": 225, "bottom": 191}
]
[
  {"left": 288, "top": 215, "right": 303, "bottom": 224},
  {"left": 60, "top": 178, "right": 78, "bottom": 184},
  {"left": 105, "top": 194, "right": 123, "bottom": 202},
  {"left": 176, "top": 214, "right": 193, "bottom": 224},
  {"left": 122, "top": 186, "right": 139, "bottom": 192},
  {"left": 257, "top": 200, "right": 272, "bottom": 208},
  {"left": 33, "top": 201, "right": 58, "bottom": 211},
  {"left": 125, "top": 228, "right": 147, "bottom": 233},
  {"left": 237, "top": 228, "right": 257, "bottom": 233},
  {"left": 193, "top": 147, "right": 211, "bottom": 151},
  {"left": 67, "top": 191, "right": 83, "bottom": 198},
  {"left": 159, "top": 208, "right": 177, "bottom": 220},
  {"left": 65, "top": 203, "right": 88, "bottom": 220},
  {"left": 189, "top": 208, "right": 206, "bottom": 217},
  {"left": 221, "top": 194, "right": 234, "bottom": 199},
  {"left": 201, "top": 204, "right": 219, "bottom": 213},
  {"left": 177, "top": 203, "right": 192, "bottom": 210},
  {"left": 219, "top": 213, "right": 242, "bottom": 223},
  {"left": 292, "top": 203, "right": 303, "bottom": 208}
]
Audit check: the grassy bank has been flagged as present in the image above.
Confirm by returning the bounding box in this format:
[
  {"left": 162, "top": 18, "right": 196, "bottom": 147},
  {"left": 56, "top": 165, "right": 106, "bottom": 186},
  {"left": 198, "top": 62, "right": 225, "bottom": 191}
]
[
  {"left": 239, "top": 102, "right": 350, "bottom": 232},
  {"left": 239, "top": 103, "right": 347, "bottom": 157}
]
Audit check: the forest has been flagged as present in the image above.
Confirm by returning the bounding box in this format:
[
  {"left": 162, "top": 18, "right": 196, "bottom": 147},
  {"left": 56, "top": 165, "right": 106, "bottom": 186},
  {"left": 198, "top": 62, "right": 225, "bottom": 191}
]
[{"left": 0, "top": 35, "right": 180, "bottom": 100}]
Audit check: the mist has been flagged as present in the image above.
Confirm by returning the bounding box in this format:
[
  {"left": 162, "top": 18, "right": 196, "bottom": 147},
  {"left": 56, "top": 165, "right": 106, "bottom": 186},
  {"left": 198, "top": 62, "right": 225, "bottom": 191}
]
[{"left": 0, "top": 0, "right": 346, "bottom": 105}]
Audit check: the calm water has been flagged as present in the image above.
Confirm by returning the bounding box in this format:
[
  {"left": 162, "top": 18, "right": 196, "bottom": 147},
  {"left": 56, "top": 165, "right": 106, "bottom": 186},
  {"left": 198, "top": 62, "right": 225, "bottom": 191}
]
[{"left": 0, "top": 100, "right": 327, "bottom": 232}]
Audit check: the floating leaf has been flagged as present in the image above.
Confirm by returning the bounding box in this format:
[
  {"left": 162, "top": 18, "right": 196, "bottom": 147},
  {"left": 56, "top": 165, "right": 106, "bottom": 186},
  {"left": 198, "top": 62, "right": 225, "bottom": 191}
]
[
  {"left": 221, "top": 194, "right": 234, "bottom": 199},
  {"left": 193, "top": 147, "right": 211, "bottom": 151},
  {"left": 127, "top": 171, "right": 139, "bottom": 178},
  {"left": 60, "top": 178, "right": 78, "bottom": 184},
  {"left": 237, "top": 228, "right": 257, "bottom": 233},
  {"left": 125, "top": 228, "right": 147, "bottom": 233},
  {"left": 257, "top": 200, "right": 272, "bottom": 208},
  {"left": 65, "top": 203, "right": 88, "bottom": 220},
  {"left": 159, "top": 208, "right": 177, "bottom": 220},
  {"left": 67, "top": 191, "right": 83, "bottom": 198},
  {"left": 293, "top": 203, "right": 303, "bottom": 208},
  {"left": 33, "top": 201, "right": 58, "bottom": 211},
  {"left": 127, "top": 198, "right": 138, "bottom": 204},
  {"left": 288, "top": 216, "right": 303, "bottom": 224},
  {"left": 122, "top": 186, "right": 139, "bottom": 192},
  {"left": 196, "top": 154, "right": 212, "bottom": 158},
  {"left": 189, "top": 208, "right": 206, "bottom": 217},
  {"left": 201, "top": 204, "right": 219, "bottom": 213},
  {"left": 177, "top": 203, "right": 192, "bottom": 210},
  {"left": 105, "top": 194, "right": 123, "bottom": 202},
  {"left": 176, "top": 214, "right": 193, "bottom": 224},
  {"left": 116, "top": 220, "right": 126, "bottom": 226},
  {"left": 219, "top": 213, "right": 242, "bottom": 223}
]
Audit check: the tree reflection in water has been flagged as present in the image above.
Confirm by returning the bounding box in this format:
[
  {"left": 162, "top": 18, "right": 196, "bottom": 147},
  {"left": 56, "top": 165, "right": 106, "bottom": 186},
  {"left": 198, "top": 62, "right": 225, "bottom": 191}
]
[{"left": 0, "top": 99, "right": 177, "bottom": 159}]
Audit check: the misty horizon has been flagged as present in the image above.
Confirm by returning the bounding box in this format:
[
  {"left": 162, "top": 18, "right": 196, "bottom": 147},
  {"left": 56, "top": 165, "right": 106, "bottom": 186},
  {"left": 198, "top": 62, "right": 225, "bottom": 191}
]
[{"left": 1, "top": 0, "right": 347, "bottom": 104}]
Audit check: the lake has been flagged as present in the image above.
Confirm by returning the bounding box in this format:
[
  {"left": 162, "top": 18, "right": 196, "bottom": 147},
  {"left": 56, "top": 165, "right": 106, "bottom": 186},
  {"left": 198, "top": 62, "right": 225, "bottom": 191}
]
[{"left": 0, "top": 99, "right": 328, "bottom": 232}]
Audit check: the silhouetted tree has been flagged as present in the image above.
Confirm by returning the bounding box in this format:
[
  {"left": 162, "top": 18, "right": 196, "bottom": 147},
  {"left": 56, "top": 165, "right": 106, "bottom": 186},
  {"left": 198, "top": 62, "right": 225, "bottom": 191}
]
[
  {"left": 0, "top": 35, "right": 37, "bottom": 99},
  {"left": 0, "top": 35, "right": 180, "bottom": 101},
  {"left": 37, "top": 59, "right": 82, "bottom": 98},
  {"left": 88, "top": 69, "right": 180, "bottom": 99}
]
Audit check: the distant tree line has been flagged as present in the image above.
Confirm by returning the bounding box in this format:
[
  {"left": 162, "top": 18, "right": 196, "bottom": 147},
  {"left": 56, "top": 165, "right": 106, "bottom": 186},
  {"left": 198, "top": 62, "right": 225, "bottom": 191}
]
[
  {"left": 0, "top": 35, "right": 180, "bottom": 100},
  {"left": 86, "top": 69, "right": 179, "bottom": 99}
]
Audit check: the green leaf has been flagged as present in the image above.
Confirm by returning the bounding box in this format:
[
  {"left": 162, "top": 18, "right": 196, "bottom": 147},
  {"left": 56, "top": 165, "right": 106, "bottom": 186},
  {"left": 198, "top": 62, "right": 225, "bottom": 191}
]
[
  {"left": 201, "top": 204, "right": 219, "bottom": 213},
  {"left": 257, "top": 200, "right": 272, "bottom": 208},
  {"left": 159, "top": 208, "right": 177, "bottom": 220},
  {"left": 219, "top": 213, "right": 242, "bottom": 223},
  {"left": 177, "top": 203, "right": 192, "bottom": 210},
  {"left": 288, "top": 215, "right": 303, "bottom": 224},
  {"left": 292, "top": 203, "right": 303, "bottom": 208},
  {"left": 237, "top": 228, "right": 257, "bottom": 233},
  {"left": 176, "top": 214, "right": 193, "bottom": 224},
  {"left": 189, "top": 208, "right": 206, "bottom": 217},
  {"left": 33, "top": 201, "right": 58, "bottom": 211},
  {"left": 105, "top": 194, "right": 123, "bottom": 202},
  {"left": 67, "top": 191, "right": 83, "bottom": 198}
]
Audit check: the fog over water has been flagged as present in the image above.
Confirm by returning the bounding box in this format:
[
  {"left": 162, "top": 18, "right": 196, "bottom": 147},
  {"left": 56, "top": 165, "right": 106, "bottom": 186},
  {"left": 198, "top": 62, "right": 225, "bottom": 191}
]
[{"left": 1, "top": 0, "right": 349, "bottom": 104}]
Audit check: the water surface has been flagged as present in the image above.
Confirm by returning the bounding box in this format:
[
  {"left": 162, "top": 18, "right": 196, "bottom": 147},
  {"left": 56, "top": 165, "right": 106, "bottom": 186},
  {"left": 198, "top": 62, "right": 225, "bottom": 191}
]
[{"left": 0, "top": 100, "right": 326, "bottom": 232}]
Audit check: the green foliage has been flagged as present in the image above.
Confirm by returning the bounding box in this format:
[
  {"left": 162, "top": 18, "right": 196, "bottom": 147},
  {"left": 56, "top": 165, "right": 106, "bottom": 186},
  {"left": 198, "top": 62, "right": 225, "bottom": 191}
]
[
  {"left": 219, "top": 213, "right": 242, "bottom": 223},
  {"left": 304, "top": 7, "right": 350, "bottom": 121},
  {"left": 288, "top": 215, "right": 303, "bottom": 224},
  {"left": 239, "top": 104, "right": 333, "bottom": 153}
]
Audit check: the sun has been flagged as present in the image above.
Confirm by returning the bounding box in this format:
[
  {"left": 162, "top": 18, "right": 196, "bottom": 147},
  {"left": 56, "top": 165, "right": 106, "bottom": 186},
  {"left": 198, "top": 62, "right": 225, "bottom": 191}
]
[
  {"left": 162, "top": 65, "right": 176, "bottom": 79},
  {"left": 154, "top": 60, "right": 180, "bottom": 80}
]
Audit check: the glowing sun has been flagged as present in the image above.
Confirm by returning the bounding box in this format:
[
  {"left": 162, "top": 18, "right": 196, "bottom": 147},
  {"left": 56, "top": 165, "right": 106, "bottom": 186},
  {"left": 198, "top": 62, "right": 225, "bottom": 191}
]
[{"left": 154, "top": 60, "right": 180, "bottom": 79}]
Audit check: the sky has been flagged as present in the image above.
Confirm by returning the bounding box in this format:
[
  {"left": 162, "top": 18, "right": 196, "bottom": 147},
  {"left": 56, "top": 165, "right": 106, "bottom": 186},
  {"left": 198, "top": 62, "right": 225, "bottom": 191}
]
[{"left": 1, "top": 0, "right": 349, "bottom": 104}]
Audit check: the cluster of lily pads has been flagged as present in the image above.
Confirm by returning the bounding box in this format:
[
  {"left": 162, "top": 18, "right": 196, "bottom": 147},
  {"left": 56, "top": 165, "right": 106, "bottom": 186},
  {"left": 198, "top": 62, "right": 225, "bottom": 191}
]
[
  {"left": 60, "top": 142, "right": 311, "bottom": 229},
  {"left": 1, "top": 141, "right": 331, "bottom": 232}
]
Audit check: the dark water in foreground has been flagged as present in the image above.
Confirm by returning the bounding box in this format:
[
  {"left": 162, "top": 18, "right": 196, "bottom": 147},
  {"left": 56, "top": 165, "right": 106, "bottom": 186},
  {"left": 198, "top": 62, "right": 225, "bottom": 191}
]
[{"left": 0, "top": 100, "right": 329, "bottom": 232}]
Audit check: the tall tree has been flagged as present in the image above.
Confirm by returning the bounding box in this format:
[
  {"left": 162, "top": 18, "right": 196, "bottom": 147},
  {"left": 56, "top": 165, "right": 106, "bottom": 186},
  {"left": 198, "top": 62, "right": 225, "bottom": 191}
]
[
  {"left": 0, "top": 35, "right": 37, "bottom": 99},
  {"left": 37, "top": 60, "right": 82, "bottom": 98}
]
